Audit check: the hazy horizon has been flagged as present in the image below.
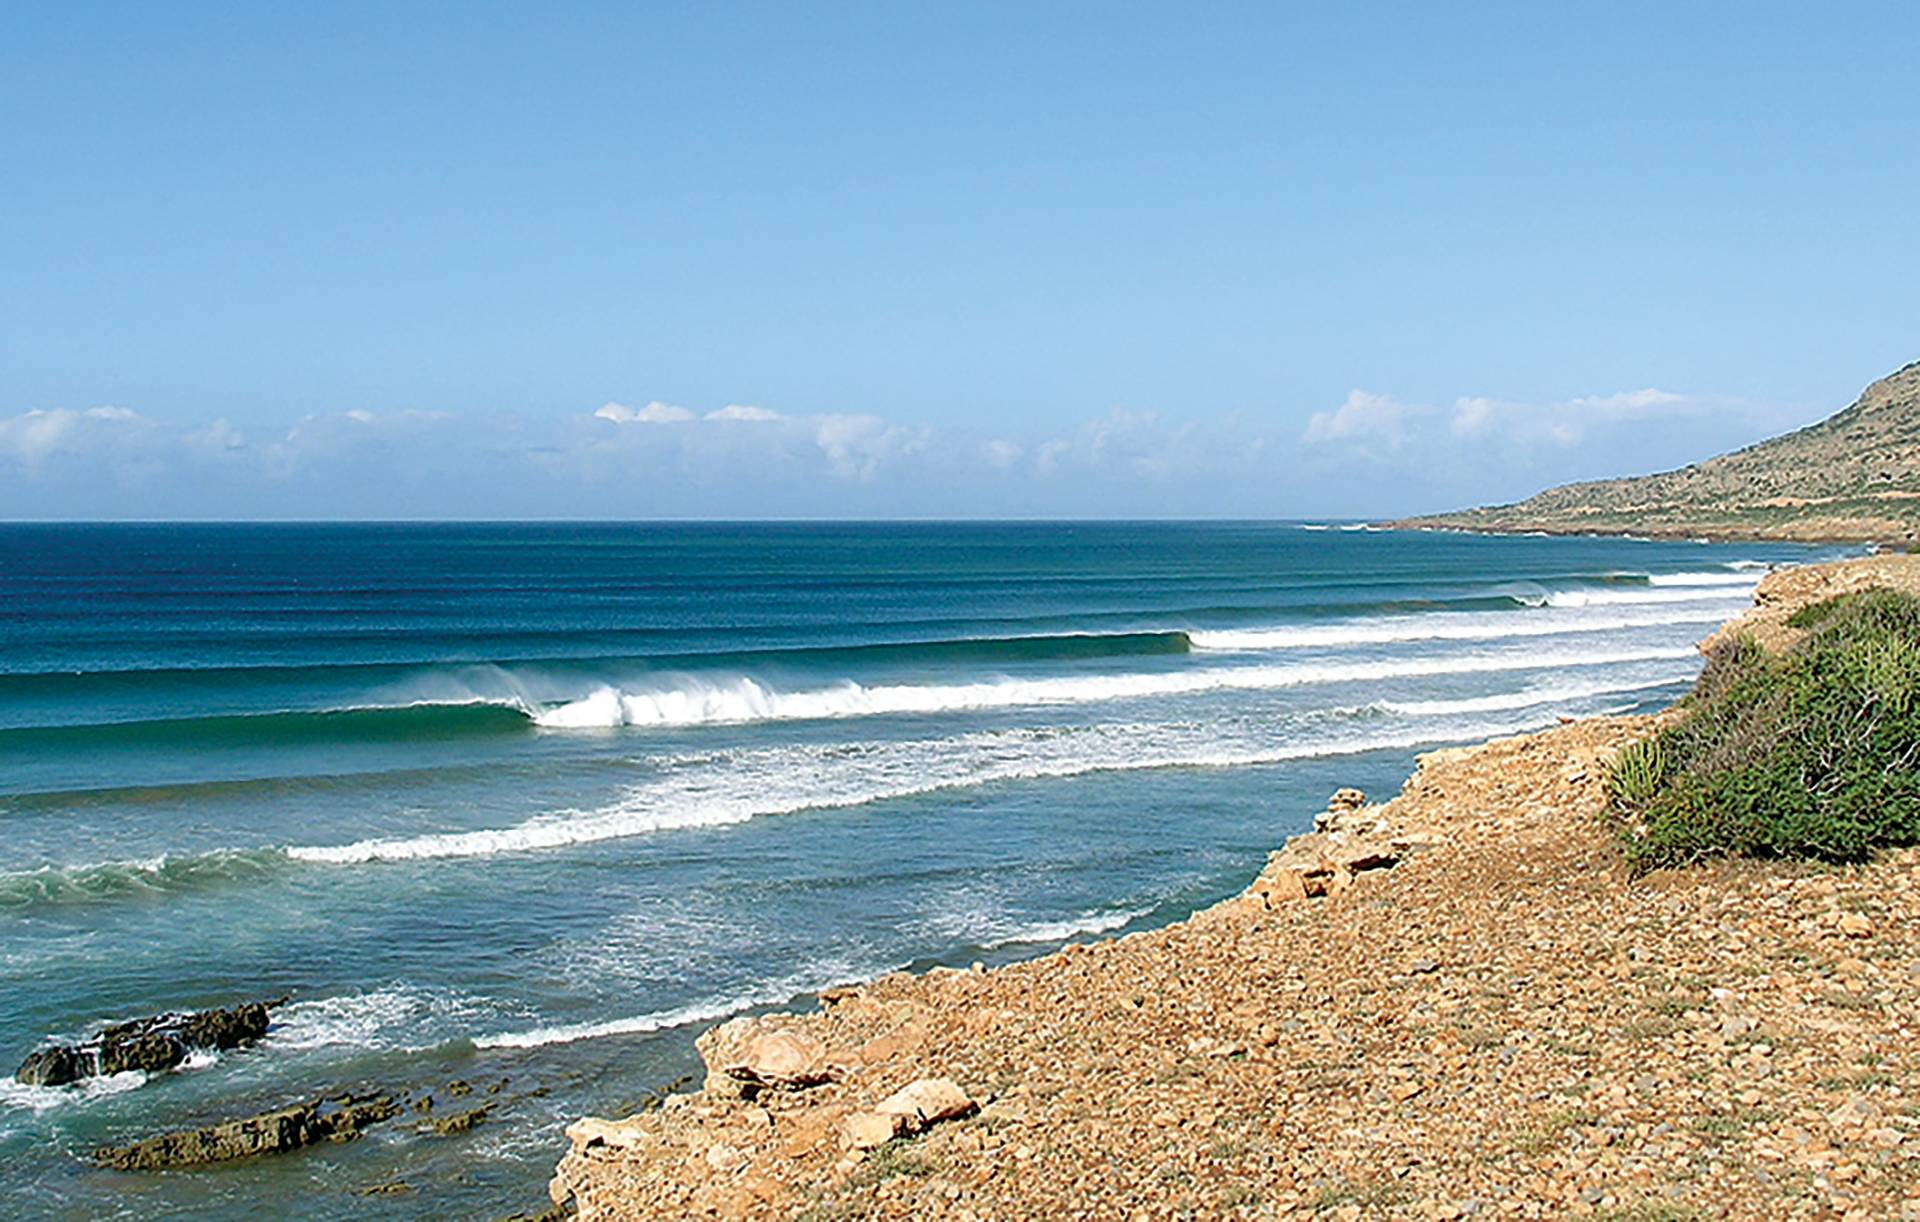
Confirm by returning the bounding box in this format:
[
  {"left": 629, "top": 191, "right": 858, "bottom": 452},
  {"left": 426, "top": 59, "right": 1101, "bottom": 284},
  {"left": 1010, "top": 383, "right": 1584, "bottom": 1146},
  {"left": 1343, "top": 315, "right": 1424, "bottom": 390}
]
[{"left": 5, "top": 3, "right": 1917, "bottom": 520}]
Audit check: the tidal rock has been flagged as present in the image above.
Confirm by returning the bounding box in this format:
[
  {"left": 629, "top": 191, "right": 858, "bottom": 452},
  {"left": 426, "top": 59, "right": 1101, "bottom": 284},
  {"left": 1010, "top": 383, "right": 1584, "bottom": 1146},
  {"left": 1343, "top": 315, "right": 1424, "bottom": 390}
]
[
  {"left": 16, "top": 998, "right": 282, "bottom": 1087},
  {"left": 93, "top": 1092, "right": 400, "bottom": 1170},
  {"left": 430, "top": 1103, "right": 492, "bottom": 1136},
  {"left": 13, "top": 1046, "right": 86, "bottom": 1088}
]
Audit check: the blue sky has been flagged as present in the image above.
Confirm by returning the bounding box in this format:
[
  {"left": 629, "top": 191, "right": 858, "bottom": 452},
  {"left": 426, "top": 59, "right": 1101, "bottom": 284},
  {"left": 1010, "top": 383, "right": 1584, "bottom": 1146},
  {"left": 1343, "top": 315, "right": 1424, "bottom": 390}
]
[{"left": 3, "top": 2, "right": 1917, "bottom": 518}]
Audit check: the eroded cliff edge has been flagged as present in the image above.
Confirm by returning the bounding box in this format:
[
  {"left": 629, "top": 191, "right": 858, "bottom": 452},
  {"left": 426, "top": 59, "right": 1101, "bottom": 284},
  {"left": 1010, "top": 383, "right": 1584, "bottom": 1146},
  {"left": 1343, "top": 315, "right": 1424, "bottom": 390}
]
[{"left": 550, "top": 557, "right": 1920, "bottom": 1221}]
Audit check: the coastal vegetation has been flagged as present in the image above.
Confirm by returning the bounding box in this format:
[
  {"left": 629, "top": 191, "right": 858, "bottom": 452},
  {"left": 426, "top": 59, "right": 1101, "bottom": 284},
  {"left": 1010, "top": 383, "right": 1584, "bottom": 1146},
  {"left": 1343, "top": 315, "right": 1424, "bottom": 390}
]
[{"left": 1609, "top": 588, "right": 1920, "bottom": 870}]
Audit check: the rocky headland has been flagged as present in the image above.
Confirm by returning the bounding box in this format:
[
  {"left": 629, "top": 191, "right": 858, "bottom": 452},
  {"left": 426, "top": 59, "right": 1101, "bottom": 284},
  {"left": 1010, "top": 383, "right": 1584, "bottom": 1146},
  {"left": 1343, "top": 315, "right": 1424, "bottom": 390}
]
[
  {"left": 1393, "top": 360, "right": 1920, "bottom": 544},
  {"left": 548, "top": 556, "right": 1920, "bottom": 1220}
]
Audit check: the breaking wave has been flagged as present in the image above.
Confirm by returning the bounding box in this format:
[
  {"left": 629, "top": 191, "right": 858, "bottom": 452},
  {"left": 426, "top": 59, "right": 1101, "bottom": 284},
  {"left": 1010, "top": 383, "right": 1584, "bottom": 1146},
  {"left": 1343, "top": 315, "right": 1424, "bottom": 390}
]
[
  {"left": 1189, "top": 607, "right": 1732, "bottom": 651},
  {"left": 527, "top": 646, "right": 1694, "bottom": 731},
  {"left": 0, "top": 848, "right": 291, "bottom": 911}
]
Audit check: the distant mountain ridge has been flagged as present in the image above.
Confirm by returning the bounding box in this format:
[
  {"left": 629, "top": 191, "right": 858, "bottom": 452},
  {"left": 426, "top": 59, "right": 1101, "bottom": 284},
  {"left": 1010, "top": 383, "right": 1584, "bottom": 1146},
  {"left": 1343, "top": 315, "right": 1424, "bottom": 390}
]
[{"left": 1395, "top": 360, "right": 1920, "bottom": 543}]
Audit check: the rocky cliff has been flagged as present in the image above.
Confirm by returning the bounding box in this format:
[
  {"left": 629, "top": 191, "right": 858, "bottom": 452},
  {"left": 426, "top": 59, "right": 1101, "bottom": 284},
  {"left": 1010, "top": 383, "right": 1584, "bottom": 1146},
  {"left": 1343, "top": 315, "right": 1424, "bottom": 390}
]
[
  {"left": 1396, "top": 361, "right": 1920, "bottom": 543},
  {"left": 549, "top": 557, "right": 1920, "bottom": 1220}
]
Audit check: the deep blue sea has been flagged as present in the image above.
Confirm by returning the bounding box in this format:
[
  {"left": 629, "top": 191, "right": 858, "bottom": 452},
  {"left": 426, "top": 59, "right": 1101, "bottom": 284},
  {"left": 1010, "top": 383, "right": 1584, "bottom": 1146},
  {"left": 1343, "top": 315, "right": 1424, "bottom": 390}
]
[{"left": 0, "top": 522, "right": 1843, "bottom": 1218}]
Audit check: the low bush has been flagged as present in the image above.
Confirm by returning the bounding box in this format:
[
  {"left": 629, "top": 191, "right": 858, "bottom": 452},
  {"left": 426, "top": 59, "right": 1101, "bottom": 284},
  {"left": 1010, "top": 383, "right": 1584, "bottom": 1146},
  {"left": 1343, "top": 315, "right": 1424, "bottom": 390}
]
[{"left": 1608, "top": 588, "right": 1920, "bottom": 870}]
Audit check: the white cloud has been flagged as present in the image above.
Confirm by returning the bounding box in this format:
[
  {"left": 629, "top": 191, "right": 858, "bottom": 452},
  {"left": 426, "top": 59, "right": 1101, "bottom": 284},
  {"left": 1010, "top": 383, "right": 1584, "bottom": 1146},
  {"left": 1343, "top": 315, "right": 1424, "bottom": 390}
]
[
  {"left": 1449, "top": 388, "right": 1720, "bottom": 448},
  {"left": 1568, "top": 388, "right": 1688, "bottom": 416},
  {"left": 705, "top": 404, "right": 782, "bottom": 422},
  {"left": 982, "top": 439, "right": 1024, "bottom": 469},
  {"left": 185, "top": 419, "right": 247, "bottom": 452},
  {"left": 811, "top": 413, "right": 926, "bottom": 481},
  {"left": 595, "top": 400, "right": 695, "bottom": 424},
  {"left": 1302, "top": 390, "right": 1422, "bottom": 447},
  {"left": 1449, "top": 396, "right": 1496, "bottom": 438},
  {"left": 0, "top": 406, "right": 148, "bottom": 466}
]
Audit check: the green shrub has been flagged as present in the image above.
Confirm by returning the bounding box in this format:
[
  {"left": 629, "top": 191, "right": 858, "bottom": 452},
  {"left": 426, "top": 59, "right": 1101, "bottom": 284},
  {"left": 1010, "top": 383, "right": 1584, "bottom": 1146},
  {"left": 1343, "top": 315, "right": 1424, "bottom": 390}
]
[{"left": 1608, "top": 588, "right": 1920, "bottom": 871}]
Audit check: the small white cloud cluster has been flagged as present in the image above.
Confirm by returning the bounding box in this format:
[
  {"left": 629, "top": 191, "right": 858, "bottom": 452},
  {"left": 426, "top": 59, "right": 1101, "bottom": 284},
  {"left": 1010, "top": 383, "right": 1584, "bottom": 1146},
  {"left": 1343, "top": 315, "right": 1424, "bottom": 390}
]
[
  {"left": 594, "top": 401, "right": 788, "bottom": 425},
  {"left": 1302, "top": 391, "right": 1426, "bottom": 451},
  {"left": 1447, "top": 388, "right": 1694, "bottom": 447},
  {"left": 0, "top": 405, "right": 146, "bottom": 466}
]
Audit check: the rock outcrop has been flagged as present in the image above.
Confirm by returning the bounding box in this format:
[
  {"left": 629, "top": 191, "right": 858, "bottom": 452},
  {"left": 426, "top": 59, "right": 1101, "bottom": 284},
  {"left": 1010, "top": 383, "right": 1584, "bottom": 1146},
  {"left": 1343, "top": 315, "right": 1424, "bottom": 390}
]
[
  {"left": 15, "top": 998, "right": 282, "bottom": 1087},
  {"left": 94, "top": 1093, "right": 402, "bottom": 1170},
  {"left": 1699, "top": 552, "right": 1920, "bottom": 655}
]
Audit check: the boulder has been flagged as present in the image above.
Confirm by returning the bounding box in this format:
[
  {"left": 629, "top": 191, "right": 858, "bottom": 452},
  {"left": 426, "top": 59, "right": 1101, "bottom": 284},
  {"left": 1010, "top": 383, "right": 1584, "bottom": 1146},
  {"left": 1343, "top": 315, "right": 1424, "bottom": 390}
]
[
  {"left": 842, "top": 1111, "right": 902, "bottom": 1150},
  {"left": 16, "top": 998, "right": 281, "bottom": 1087},
  {"left": 873, "top": 1078, "right": 975, "bottom": 1129},
  {"left": 697, "top": 1017, "right": 834, "bottom": 1097},
  {"left": 1314, "top": 788, "right": 1369, "bottom": 832},
  {"left": 13, "top": 1046, "right": 85, "bottom": 1088}
]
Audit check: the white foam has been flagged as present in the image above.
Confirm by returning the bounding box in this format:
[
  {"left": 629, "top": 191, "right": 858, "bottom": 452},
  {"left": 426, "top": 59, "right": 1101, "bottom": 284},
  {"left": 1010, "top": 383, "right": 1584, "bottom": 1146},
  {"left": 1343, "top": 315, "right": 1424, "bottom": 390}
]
[
  {"left": 1540, "top": 586, "right": 1752, "bottom": 608},
  {"left": 1644, "top": 571, "right": 1768, "bottom": 587},
  {"left": 265, "top": 987, "right": 486, "bottom": 1053},
  {"left": 0, "top": 1069, "right": 148, "bottom": 1115},
  {"left": 525, "top": 645, "right": 1696, "bottom": 732},
  {"left": 291, "top": 706, "right": 1599, "bottom": 865},
  {"left": 1191, "top": 607, "right": 1731, "bottom": 651},
  {"left": 977, "top": 906, "right": 1151, "bottom": 949},
  {"left": 474, "top": 962, "right": 889, "bottom": 1050},
  {"left": 1375, "top": 675, "right": 1686, "bottom": 717}
]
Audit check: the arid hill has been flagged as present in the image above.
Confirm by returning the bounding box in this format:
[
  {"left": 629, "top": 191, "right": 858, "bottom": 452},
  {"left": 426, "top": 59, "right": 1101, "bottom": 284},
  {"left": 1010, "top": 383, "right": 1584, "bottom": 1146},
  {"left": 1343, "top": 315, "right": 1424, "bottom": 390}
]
[{"left": 1396, "top": 360, "right": 1920, "bottom": 543}]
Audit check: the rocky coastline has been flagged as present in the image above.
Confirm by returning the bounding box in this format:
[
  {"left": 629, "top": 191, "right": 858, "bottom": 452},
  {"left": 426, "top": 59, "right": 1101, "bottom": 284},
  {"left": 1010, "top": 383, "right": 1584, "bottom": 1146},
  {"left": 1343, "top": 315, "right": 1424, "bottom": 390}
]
[
  {"left": 547, "top": 557, "right": 1920, "bottom": 1220},
  {"left": 19, "top": 560, "right": 1918, "bottom": 1216}
]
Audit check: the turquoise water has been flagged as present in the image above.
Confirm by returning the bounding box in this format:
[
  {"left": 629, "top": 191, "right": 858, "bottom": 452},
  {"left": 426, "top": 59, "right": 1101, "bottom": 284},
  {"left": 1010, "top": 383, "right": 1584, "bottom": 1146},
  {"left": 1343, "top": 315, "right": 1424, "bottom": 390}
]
[{"left": 0, "top": 522, "right": 1839, "bottom": 1218}]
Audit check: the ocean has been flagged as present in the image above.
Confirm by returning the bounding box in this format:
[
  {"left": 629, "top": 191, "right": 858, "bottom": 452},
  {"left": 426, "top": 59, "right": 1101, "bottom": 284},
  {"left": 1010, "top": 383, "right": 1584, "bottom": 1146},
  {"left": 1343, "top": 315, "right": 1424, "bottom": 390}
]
[{"left": 0, "top": 522, "right": 1840, "bottom": 1218}]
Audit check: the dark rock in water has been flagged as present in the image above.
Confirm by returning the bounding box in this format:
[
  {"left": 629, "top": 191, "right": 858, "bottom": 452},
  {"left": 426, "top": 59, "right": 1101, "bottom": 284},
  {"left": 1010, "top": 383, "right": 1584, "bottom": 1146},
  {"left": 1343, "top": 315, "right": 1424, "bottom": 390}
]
[
  {"left": 356, "top": 1180, "right": 414, "bottom": 1197},
  {"left": 14, "top": 1046, "right": 86, "bottom": 1089},
  {"left": 428, "top": 1103, "right": 491, "bottom": 1136},
  {"left": 15, "top": 998, "right": 282, "bottom": 1086},
  {"left": 94, "top": 1092, "right": 401, "bottom": 1170},
  {"left": 493, "top": 1198, "right": 577, "bottom": 1222}
]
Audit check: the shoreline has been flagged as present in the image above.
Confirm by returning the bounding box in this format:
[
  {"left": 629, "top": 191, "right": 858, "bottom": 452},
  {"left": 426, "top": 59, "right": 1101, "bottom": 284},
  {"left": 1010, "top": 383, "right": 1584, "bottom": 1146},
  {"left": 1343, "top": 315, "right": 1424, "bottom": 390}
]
[
  {"left": 547, "top": 555, "right": 1920, "bottom": 1219},
  {"left": 1377, "top": 521, "right": 1898, "bottom": 548}
]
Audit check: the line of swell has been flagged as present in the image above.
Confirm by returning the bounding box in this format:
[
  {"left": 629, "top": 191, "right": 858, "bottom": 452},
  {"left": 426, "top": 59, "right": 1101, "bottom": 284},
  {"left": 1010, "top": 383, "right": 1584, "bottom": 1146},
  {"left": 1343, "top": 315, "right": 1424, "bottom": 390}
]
[
  {"left": 0, "top": 631, "right": 1194, "bottom": 691},
  {"left": 0, "top": 702, "right": 537, "bottom": 754}
]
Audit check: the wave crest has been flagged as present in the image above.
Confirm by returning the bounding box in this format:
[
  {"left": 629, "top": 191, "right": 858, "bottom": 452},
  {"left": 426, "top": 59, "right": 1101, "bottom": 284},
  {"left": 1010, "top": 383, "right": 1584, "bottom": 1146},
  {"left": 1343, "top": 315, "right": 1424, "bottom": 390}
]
[
  {"left": 0, "top": 848, "right": 290, "bottom": 910},
  {"left": 527, "top": 646, "right": 1694, "bottom": 732}
]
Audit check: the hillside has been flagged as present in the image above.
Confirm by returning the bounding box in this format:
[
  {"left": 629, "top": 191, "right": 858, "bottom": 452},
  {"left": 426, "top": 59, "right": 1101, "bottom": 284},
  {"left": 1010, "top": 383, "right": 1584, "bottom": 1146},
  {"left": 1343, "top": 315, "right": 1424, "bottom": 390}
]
[{"left": 1396, "top": 360, "right": 1920, "bottom": 543}]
